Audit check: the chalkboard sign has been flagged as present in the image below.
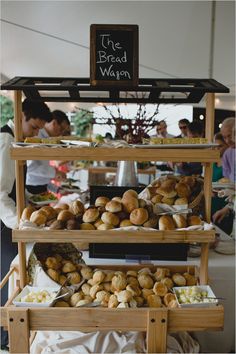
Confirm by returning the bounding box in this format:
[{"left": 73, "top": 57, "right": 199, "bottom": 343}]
[{"left": 90, "top": 24, "right": 139, "bottom": 86}]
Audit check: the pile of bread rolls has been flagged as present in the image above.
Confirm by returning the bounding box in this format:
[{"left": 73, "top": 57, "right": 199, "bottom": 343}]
[
  {"left": 21, "top": 185, "right": 202, "bottom": 231},
  {"left": 53, "top": 265, "right": 197, "bottom": 308}
]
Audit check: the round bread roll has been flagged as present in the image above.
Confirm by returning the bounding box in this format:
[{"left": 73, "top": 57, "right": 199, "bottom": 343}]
[
  {"left": 90, "top": 284, "right": 103, "bottom": 299},
  {"left": 54, "top": 301, "right": 70, "bottom": 307},
  {"left": 97, "top": 223, "right": 114, "bottom": 230},
  {"left": 161, "top": 197, "right": 175, "bottom": 205},
  {"left": 161, "top": 178, "right": 177, "bottom": 189},
  {"left": 146, "top": 186, "right": 158, "bottom": 199},
  {"left": 151, "top": 194, "right": 163, "bottom": 204},
  {"left": 57, "top": 203, "right": 69, "bottom": 210},
  {"left": 80, "top": 223, "right": 95, "bottom": 230},
  {"left": 83, "top": 208, "right": 99, "bottom": 223},
  {"left": 183, "top": 272, "right": 197, "bottom": 286},
  {"left": 153, "top": 268, "right": 167, "bottom": 281},
  {"left": 121, "top": 196, "right": 139, "bottom": 213},
  {"left": 175, "top": 182, "right": 191, "bottom": 198},
  {"left": 163, "top": 293, "right": 176, "bottom": 307},
  {"left": 117, "top": 290, "right": 133, "bottom": 303},
  {"left": 80, "top": 266, "right": 93, "bottom": 280},
  {"left": 123, "top": 189, "right": 138, "bottom": 199},
  {"left": 66, "top": 219, "right": 80, "bottom": 230},
  {"left": 62, "top": 262, "right": 76, "bottom": 273},
  {"left": 143, "top": 215, "right": 158, "bottom": 229},
  {"left": 161, "top": 277, "right": 174, "bottom": 289},
  {"left": 70, "top": 292, "right": 84, "bottom": 307},
  {"left": 153, "top": 282, "right": 168, "bottom": 297},
  {"left": 69, "top": 200, "right": 84, "bottom": 216},
  {"left": 105, "top": 200, "right": 122, "bottom": 213},
  {"left": 112, "top": 274, "right": 127, "bottom": 291},
  {"left": 172, "top": 273, "right": 186, "bottom": 286},
  {"left": 112, "top": 196, "right": 122, "bottom": 203},
  {"left": 94, "top": 218, "right": 103, "bottom": 229},
  {"left": 156, "top": 185, "right": 177, "bottom": 199},
  {"left": 93, "top": 270, "right": 105, "bottom": 284},
  {"left": 134, "top": 296, "right": 144, "bottom": 307},
  {"left": 180, "top": 176, "right": 196, "bottom": 188},
  {"left": 58, "top": 275, "right": 67, "bottom": 286},
  {"left": 49, "top": 220, "right": 65, "bottom": 230},
  {"left": 108, "top": 294, "right": 119, "bottom": 308},
  {"left": 138, "top": 198, "right": 147, "bottom": 208},
  {"left": 101, "top": 212, "right": 120, "bottom": 226},
  {"left": 47, "top": 269, "right": 59, "bottom": 283},
  {"left": 40, "top": 206, "right": 58, "bottom": 220},
  {"left": 120, "top": 219, "right": 133, "bottom": 227},
  {"left": 30, "top": 210, "right": 47, "bottom": 226},
  {"left": 45, "top": 257, "right": 60, "bottom": 270},
  {"left": 75, "top": 299, "right": 91, "bottom": 307},
  {"left": 95, "top": 196, "right": 110, "bottom": 207},
  {"left": 147, "top": 294, "right": 162, "bottom": 308},
  {"left": 116, "top": 211, "right": 129, "bottom": 221},
  {"left": 138, "top": 274, "right": 154, "bottom": 289},
  {"left": 142, "top": 288, "right": 154, "bottom": 300},
  {"left": 187, "top": 215, "right": 202, "bottom": 226},
  {"left": 67, "top": 271, "right": 81, "bottom": 285},
  {"left": 21, "top": 205, "right": 35, "bottom": 221},
  {"left": 57, "top": 210, "right": 74, "bottom": 222},
  {"left": 172, "top": 214, "right": 187, "bottom": 229},
  {"left": 168, "top": 299, "right": 178, "bottom": 308},
  {"left": 174, "top": 197, "right": 188, "bottom": 205},
  {"left": 158, "top": 215, "right": 175, "bottom": 231},
  {"left": 130, "top": 208, "right": 148, "bottom": 225}
]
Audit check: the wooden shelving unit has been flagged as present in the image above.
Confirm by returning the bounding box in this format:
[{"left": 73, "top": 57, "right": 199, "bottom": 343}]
[{"left": 0, "top": 77, "right": 229, "bottom": 353}]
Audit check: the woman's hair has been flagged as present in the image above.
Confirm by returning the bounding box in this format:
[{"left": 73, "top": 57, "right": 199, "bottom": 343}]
[
  {"left": 52, "top": 110, "right": 70, "bottom": 125},
  {"left": 22, "top": 99, "right": 52, "bottom": 122},
  {"left": 187, "top": 121, "right": 203, "bottom": 136}
]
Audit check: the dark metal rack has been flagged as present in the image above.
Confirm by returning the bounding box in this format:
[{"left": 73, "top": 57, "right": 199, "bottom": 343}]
[{"left": 1, "top": 77, "right": 229, "bottom": 104}]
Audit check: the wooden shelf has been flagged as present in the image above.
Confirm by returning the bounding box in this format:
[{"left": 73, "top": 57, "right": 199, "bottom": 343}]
[
  {"left": 12, "top": 229, "right": 215, "bottom": 243},
  {"left": 11, "top": 147, "right": 220, "bottom": 162}
]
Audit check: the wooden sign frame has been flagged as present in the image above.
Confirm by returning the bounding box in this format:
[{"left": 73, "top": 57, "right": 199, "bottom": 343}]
[{"left": 90, "top": 24, "right": 139, "bottom": 87}]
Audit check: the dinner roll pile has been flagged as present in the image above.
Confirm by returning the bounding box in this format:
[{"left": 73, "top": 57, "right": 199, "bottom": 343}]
[{"left": 53, "top": 266, "right": 197, "bottom": 308}]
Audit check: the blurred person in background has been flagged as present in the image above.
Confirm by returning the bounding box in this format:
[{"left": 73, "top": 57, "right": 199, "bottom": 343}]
[
  {"left": 0, "top": 99, "right": 52, "bottom": 349},
  {"left": 175, "top": 118, "right": 190, "bottom": 138},
  {"left": 26, "top": 110, "right": 70, "bottom": 194},
  {"left": 156, "top": 120, "right": 174, "bottom": 138},
  {"left": 220, "top": 117, "right": 235, "bottom": 183},
  {"left": 212, "top": 132, "right": 228, "bottom": 182}
]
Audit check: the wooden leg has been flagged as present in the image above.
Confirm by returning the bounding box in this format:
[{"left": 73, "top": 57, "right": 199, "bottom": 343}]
[
  {"left": 8, "top": 308, "right": 29, "bottom": 353},
  {"left": 147, "top": 309, "right": 168, "bottom": 353},
  {"left": 200, "top": 243, "right": 209, "bottom": 284}
]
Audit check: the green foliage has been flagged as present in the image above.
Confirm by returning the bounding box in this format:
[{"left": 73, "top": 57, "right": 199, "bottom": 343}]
[
  {"left": 0, "top": 95, "right": 14, "bottom": 127},
  {"left": 73, "top": 110, "right": 93, "bottom": 137}
]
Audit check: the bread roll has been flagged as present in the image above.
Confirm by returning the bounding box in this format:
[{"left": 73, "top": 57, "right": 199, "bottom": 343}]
[
  {"left": 187, "top": 215, "right": 202, "bottom": 226},
  {"left": 54, "top": 301, "right": 70, "bottom": 307},
  {"left": 183, "top": 272, "right": 197, "bottom": 286},
  {"left": 147, "top": 294, "right": 162, "bottom": 308},
  {"left": 143, "top": 215, "right": 158, "bottom": 228},
  {"left": 30, "top": 210, "right": 47, "bottom": 226},
  {"left": 97, "top": 223, "right": 114, "bottom": 230},
  {"left": 66, "top": 219, "right": 80, "bottom": 230},
  {"left": 83, "top": 208, "right": 99, "bottom": 223},
  {"left": 80, "top": 223, "right": 95, "bottom": 230},
  {"left": 80, "top": 266, "right": 93, "bottom": 280},
  {"left": 47, "top": 269, "right": 59, "bottom": 282},
  {"left": 67, "top": 271, "right": 81, "bottom": 285},
  {"left": 161, "top": 277, "right": 174, "bottom": 289},
  {"left": 151, "top": 194, "right": 163, "bottom": 204},
  {"left": 58, "top": 275, "right": 67, "bottom": 286},
  {"left": 69, "top": 200, "right": 84, "bottom": 216},
  {"left": 94, "top": 218, "right": 103, "bottom": 229},
  {"left": 40, "top": 206, "right": 58, "bottom": 220},
  {"left": 174, "top": 197, "right": 188, "bottom": 205},
  {"left": 112, "top": 196, "right": 122, "bottom": 203},
  {"left": 153, "top": 282, "right": 168, "bottom": 297},
  {"left": 130, "top": 208, "right": 148, "bottom": 225},
  {"left": 49, "top": 220, "right": 65, "bottom": 230},
  {"left": 138, "top": 198, "right": 147, "bottom": 208},
  {"left": 172, "top": 214, "right": 187, "bottom": 229},
  {"left": 101, "top": 212, "right": 119, "bottom": 226},
  {"left": 138, "top": 274, "right": 154, "bottom": 289},
  {"left": 163, "top": 293, "right": 176, "bottom": 307},
  {"left": 95, "top": 196, "right": 110, "bottom": 207},
  {"left": 21, "top": 205, "right": 35, "bottom": 221},
  {"left": 156, "top": 185, "right": 177, "bottom": 199},
  {"left": 57, "top": 210, "right": 74, "bottom": 222},
  {"left": 120, "top": 219, "right": 133, "bottom": 227},
  {"left": 105, "top": 200, "right": 122, "bottom": 213},
  {"left": 161, "top": 197, "right": 175, "bottom": 205},
  {"left": 62, "top": 262, "right": 76, "bottom": 273},
  {"left": 116, "top": 211, "right": 129, "bottom": 221},
  {"left": 70, "top": 292, "right": 84, "bottom": 306},
  {"left": 158, "top": 215, "right": 175, "bottom": 230},
  {"left": 172, "top": 273, "right": 186, "bottom": 286},
  {"left": 175, "top": 182, "right": 191, "bottom": 198},
  {"left": 123, "top": 189, "right": 138, "bottom": 199},
  {"left": 57, "top": 203, "right": 69, "bottom": 210},
  {"left": 180, "top": 176, "right": 196, "bottom": 188},
  {"left": 121, "top": 196, "right": 139, "bottom": 213}
]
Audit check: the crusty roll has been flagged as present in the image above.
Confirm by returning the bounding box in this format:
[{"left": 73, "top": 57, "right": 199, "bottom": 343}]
[
  {"left": 57, "top": 203, "right": 69, "bottom": 210},
  {"left": 180, "top": 176, "right": 196, "bottom": 188},
  {"left": 138, "top": 198, "right": 147, "bottom": 208},
  {"left": 121, "top": 196, "right": 139, "bottom": 213},
  {"left": 187, "top": 215, "right": 202, "bottom": 226},
  {"left": 49, "top": 220, "right": 65, "bottom": 230},
  {"left": 123, "top": 189, "right": 138, "bottom": 199},
  {"left": 156, "top": 185, "right": 177, "bottom": 199},
  {"left": 82, "top": 208, "right": 99, "bottom": 223},
  {"left": 40, "top": 206, "right": 58, "bottom": 220},
  {"left": 69, "top": 200, "right": 84, "bottom": 216},
  {"left": 101, "top": 212, "right": 120, "bottom": 226},
  {"left": 112, "top": 196, "right": 122, "bottom": 203},
  {"left": 97, "top": 223, "right": 114, "bottom": 230},
  {"left": 47, "top": 268, "right": 60, "bottom": 282},
  {"left": 153, "top": 282, "right": 168, "bottom": 297},
  {"left": 105, "top": 200, "right": 122, "bottom": 213},
  {"left": 45, "top": 256, "right": 60, "bottom": 270},
  {"left": 80, "top": 223, "right": 95, "bottom": 230},
  {"left": 147, "top": 294, "right": 162, "bottom": 308},
  {"left": 120, "top": 219, "right": 133, "bottom": 227},
  {"left": 57, "top": 210, "right": 74, "bottom": 222},
  {"left": 143, "top": 215, "right": 158, "bottom": 228},
  {"left": 94, "top": 218, "right": 103, "bottom": 229},
  {"left": 158, "top": 215, "right": 175, "bottom": 230},
  {"left": 175, "top": 182, "right": 191, "bottom": 198},
  {"left": 130, "top": 208, "right": 148, "bottom": 225},
  {"left": 30, "top": 210, "right": 47, "bottom": 226},
  {"left": 174, "top": 197, "right": 188, "bottom": 205},
  {"left": 66, "top": 219, "right": 80, "bottom": 230},
  {"left": 151, "top": 194, "right": 163, "bottom": 204},
  {"left": 95, "top": 196, "right": 110, "bottom": 207},
  {"left": 172, "top": 214, "right": 187, "bottom": 229},
  {"left": 172, "top": 273, "right": 186, "bottom": 286},
  {"left": 21, "top": 205, "right": 35, "bottom": 221},
  {"left": 161, "top": 197, "right": 175, "bottom": 205}
]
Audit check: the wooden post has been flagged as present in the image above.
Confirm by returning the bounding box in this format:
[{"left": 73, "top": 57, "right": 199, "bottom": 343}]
[
  {"left": 147, "top": 309, "right": 168, "bottom": 353},
  {"left": 14, "top": 90, "right": 27, "bottom": 287},
  {"left": 8, "top": 308, "right": 30, "bottom": 353},
  {"left": 200, "top": 243, "right": 209, "bottom": 285},
  {"left": 205, "top": 93, "right": 215, "bottom": 142}
]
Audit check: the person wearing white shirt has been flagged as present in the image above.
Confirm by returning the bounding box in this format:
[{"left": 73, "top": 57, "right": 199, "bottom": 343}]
[
  {"left": 26, "top": 110, "right": 70, "bottom": 194},
  {"left": 0, "top": 99, "right": 52, "bottom": 349},
  {"left": 156, "top": 120, "right": 174, "bottom": 138}
]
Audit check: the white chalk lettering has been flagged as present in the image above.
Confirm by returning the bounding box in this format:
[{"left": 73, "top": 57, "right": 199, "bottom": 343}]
[
  {"left": 99, "top": 65, "right": 131, "bottom": 80},
  {"left": 100, "top": 34, "right": 122, "bottom": 51},
  {"left": 97, "top": 51, "right": 127, "bottom": 64}
]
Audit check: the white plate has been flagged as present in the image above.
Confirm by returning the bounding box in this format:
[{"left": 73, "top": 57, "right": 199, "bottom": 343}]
[
  {"left": 61, "top": 140, "right": 92, "bottom": 146},
  {"left": 173, "top": 285, "right": 218, "bottom": 308},
  {"left": 12, "top": 142, "right": 65, "bottom": 147},
  {"left": 13, "top": 286, "right": 60, "bottom": 307},
  {"left": 131, "top": 143, "right": 219, "bottom": 149},
  {"left": 28, "top": 195, "right": 58, "bottom": 205}
]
